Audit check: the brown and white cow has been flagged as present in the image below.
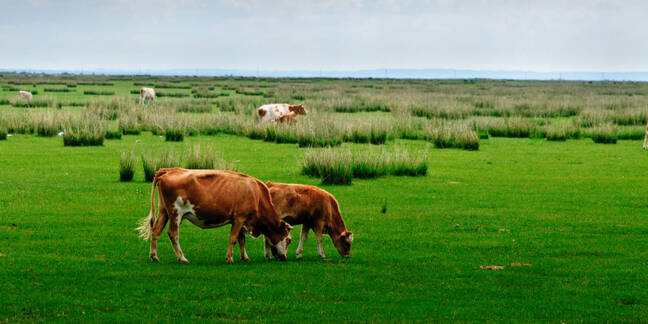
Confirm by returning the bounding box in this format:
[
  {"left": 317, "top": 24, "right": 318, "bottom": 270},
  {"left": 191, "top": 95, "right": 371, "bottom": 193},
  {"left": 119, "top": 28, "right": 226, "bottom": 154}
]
[
  {"left": 137, "top": 168, "right": 293, "bottom": 264},
  {"left": 257, "top": 104, "right": 307, "bottom": 123},
  {"left": 140, "top": 87, "right": 156, "bottom": 104},
  {"left": 18, "top": 90, "right": 32, "bottom": 101},
  {"left": 265, "top": 182, "right": 353, "bottom": 259}
]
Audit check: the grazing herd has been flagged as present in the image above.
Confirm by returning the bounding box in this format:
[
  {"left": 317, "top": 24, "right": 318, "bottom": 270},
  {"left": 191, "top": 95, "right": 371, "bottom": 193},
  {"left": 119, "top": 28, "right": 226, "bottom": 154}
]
[
  {"left": 12, "top": 86, "right": 330, "bottom": 265},
  {"left": 137, "top": 168, "right": 352, "bottom": 264}
]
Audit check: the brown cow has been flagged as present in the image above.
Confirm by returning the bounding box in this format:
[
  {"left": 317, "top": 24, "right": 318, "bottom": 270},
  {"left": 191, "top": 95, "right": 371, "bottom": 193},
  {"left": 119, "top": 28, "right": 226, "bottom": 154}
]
[
  {"left": 137, "top": 168, "right": 293, "bottom": 264},
  {"left": 266, "top": 182, "right": 353, "bottom": 259}
]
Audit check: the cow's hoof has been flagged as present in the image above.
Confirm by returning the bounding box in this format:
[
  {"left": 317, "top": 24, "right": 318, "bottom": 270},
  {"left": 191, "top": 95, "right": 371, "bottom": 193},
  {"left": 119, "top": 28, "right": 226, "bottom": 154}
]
[
  {"left": 296, "top": 254, "right": 303, "bottom": 260},
  {"left": 226, "top": 257, "right": 234, "bottom": 264},
  {"left": 179, "top": 258, "right": 189, "bottom": 264},
  {"left": 150, "top": 255, "right": 159, "bottom": 262},
  {"left": 241, "top": 257, "right": 250, "bottom": 262}
]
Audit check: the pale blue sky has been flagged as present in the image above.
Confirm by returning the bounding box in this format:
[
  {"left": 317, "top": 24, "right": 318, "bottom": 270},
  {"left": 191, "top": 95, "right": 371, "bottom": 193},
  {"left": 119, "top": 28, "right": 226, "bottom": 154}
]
[{"left": 1, "top": 0, "right": 646, "bottom": 72}]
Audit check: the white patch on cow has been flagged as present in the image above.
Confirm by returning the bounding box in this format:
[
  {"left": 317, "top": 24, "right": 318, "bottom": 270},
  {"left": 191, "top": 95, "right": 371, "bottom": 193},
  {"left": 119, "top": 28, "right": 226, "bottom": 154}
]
[
  {"left": 174, "top": 196, "right": 230, "bottom": 229},
  {"left": 274, "top": 237, "right": 289, "bottom": 257},
  {"left": 173, "top": 196, "right": 195, "bottom": 224},
  {"left": 349, "top": 233, "right": 354, "bottom": 242}
]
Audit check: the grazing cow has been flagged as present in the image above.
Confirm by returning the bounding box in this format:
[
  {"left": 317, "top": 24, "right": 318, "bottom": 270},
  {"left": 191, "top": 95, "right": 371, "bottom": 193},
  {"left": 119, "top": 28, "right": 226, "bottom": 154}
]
[
  {"left": 266, "top": 182, "right": 353, "bottom": 259},
  {"left": 257, "top": 104, "right": 307, "bottom": 123},
  {"left": 140, "top": 87, "right": 156, "bottom": 104},
  {"left": 18, "top": 90, "right": 32, "bottom": 101},
  {"left": 137, "top": 168, "right": 293, "bottom": 264}
]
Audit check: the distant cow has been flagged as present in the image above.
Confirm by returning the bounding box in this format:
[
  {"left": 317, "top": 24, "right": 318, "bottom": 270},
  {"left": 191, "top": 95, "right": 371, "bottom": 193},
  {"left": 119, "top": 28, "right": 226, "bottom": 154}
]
[
  {"left": 137, "top": 168, "right": 293, "bottom": 264},
  {"left": 257, "top": 104, "right": 307, "bottom": 123},
  {"left": 140, "top": 87, "right": 156, "bottom": 104},
  {"left": 266, "top": 182, "right": 353, "bottom": 258},
  {"left": 18, "top": 90, "right": 32, "bottom": 101}
]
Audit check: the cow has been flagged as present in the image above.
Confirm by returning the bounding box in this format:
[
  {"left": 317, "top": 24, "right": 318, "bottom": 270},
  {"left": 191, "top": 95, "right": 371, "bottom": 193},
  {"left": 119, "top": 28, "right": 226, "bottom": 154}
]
[
  {"left": 18, "top": 90, "right": 32, "bottom": 101},
  {"left": 140, "top": 87, "right": 156, "bottom": 104},
  {"left": 257, "top": 104, "right": 307, "bottom": 123},
  {"left": 136, "top": 168, "right": 293, "bottom": 264},
  {"left": 265, "top": 182, "right": 353, "bottom": 259}
]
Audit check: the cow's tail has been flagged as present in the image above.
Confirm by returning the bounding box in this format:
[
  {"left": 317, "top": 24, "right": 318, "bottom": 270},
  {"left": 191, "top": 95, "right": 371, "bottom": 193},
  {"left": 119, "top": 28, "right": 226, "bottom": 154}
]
[{"left": 136, "top": 169, "right": 163, "bottom": 240}]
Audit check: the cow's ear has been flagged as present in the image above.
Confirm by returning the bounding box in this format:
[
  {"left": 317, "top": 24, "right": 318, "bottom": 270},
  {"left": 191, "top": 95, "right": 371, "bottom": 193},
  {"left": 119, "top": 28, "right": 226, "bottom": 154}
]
[{"left": 284, "top": 222, "right": 293, "bottom": 231}]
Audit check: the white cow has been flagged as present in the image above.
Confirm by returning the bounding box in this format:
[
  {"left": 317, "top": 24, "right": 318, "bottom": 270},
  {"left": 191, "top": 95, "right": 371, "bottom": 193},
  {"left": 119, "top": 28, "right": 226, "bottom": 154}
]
[
  {"left": 257, "top": 104, "right": 307, "bottom": 123},
  {"left": 18, "top": 91, "right": 32, "bottom": 101},
  {"left": 140, "top": 87, "right": 156, "bottom": 104}
]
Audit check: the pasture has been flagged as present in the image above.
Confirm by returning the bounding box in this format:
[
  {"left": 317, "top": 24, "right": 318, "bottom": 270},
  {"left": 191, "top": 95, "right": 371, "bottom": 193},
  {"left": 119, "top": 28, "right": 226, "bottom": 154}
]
[{"left": 1, "top": 74, "right": 648, "bottom": 322}]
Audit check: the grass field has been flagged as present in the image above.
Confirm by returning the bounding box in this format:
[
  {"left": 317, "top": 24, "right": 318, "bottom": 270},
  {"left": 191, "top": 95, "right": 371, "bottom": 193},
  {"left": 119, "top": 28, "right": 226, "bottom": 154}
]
[{"left": 2, "top": 75, "right": 648, "bottom": 322}]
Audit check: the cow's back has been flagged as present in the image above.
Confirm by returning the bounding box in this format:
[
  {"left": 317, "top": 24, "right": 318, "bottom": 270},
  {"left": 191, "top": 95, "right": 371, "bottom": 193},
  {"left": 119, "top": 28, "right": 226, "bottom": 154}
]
[
  {"left": 157, "top": 168, "right": 269, "bottom": 222},
  {"left": 267, "top": 182, "right": 338, "bottom": 226}
]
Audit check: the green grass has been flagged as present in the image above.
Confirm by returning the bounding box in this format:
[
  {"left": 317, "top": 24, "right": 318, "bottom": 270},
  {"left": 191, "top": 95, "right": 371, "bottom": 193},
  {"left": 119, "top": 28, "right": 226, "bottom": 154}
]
[
  {"left": 2, "top": 135, "right": 648, "bottom": 322},
  {"left": 2, "top": 75, "right": 648, "bottom": 322}
]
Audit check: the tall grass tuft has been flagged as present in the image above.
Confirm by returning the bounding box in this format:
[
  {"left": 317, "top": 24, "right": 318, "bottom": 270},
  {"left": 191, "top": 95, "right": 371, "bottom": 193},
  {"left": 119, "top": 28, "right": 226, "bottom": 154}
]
[
  {"left": 297, "top": 122, "right": 343, "bottom": 148},
  {"left": 589, "top": 124, "right": 618, "bottom": 144},
  {"left": 427, "top": 122, "right": 479, "bottom": 150},
  {"left": 84, "top": 90, "right": 115, "bottom": 96},
  {"left": 183, "top": 144, "right": 232, "bottom": 170},
  {"left": 617, "top": 126, "right": 644, "bottom": 140},
  {"left": 105, "top": 130, "right": 122, "bottom": 140},
  {"left": 141, "top": 150, "right": 182, "bottom": 182},
  {"left": 545, "top": 121, "right": 581, "bottom": 141},
  {"left": 302, "top": 147, "right": 428, "bottom": 185},
  {"left": 140, "top": 146, "right": 235, "bottom": 181},
  {"left": 62, "top": 120, "right": 105, "bottom": 146},
  {"left": 165, "top": 127, "right": 185, "bottom": 141},
  {"left": 176, "top": 103, "right": 212, "bottom": 113},
  {"left": 118, "top": 113, "right": 141, "bottom": 135},
  {"left": 120, "top": 150, "right": 136, "bottom": 182},
  {"left": 302, "top": 148, "right": 353, "bottom": 185}
]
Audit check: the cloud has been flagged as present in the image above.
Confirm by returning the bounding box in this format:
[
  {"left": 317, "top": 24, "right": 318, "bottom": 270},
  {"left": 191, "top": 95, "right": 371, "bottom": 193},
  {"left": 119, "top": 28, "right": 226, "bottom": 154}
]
[{"left": 1, "top": 0, "right": 647, "bottom": 71}]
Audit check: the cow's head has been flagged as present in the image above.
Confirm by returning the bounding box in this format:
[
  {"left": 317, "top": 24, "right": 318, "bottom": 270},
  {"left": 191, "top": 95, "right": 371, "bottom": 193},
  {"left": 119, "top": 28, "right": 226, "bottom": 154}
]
[
  {"left": 266, "top": 221, "right": 293, "bottom": 261},
  {"left": 333, "top": 231, "right": 354, "bottom": 258},
  {"left": 288, "top": 104, "right": 307, "bottom": 115}
]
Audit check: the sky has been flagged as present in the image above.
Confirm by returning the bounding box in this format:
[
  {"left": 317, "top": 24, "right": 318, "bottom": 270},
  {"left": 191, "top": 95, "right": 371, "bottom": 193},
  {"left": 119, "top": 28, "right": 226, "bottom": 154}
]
[{"left": 1, "top": 0, "right": 647, "bottom": 73}]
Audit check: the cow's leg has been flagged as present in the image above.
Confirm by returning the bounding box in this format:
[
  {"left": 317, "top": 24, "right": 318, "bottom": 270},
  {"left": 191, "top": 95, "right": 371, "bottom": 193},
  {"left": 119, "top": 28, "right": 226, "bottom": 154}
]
[
  {"left": 314, "top": 227, "right": 326, "bottom": 258},
  {"left": 226, "top": 220, "right": 244, "bottom": 264},
  {"left": 264, "top": 237, "right": 272, "bottom": 260},
  {"left": 149, "top": 209, "right": 168, "bottom": 262},
  {"left": 167, "top": 215, "right": 188, "bottom": 264},
  {"left": 296, "top": 225, "right": 309, "bottom": 259},
  {"left": 643, "top": 129, "right": 648, "bottom": 149},
  {"left": 238, "top": 230, "right": 250, "bottom": 262}
]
